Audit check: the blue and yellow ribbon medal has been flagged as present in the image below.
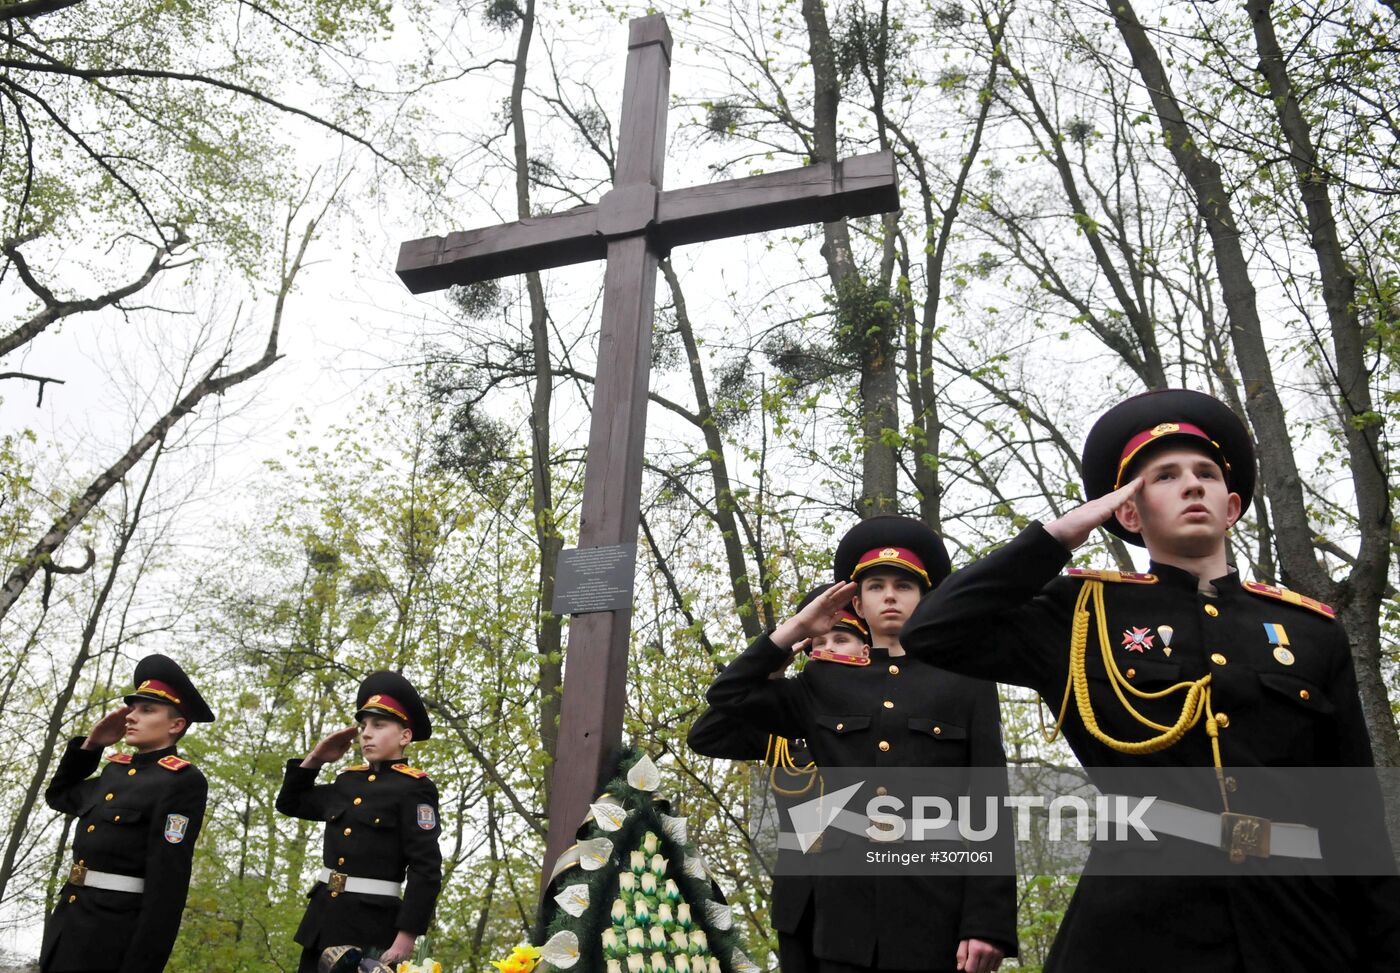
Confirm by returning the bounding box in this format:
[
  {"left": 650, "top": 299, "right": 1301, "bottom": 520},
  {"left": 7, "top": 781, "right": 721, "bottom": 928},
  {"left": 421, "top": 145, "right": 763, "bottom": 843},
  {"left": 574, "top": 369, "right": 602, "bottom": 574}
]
[{"left": 1264, "top": 622, "right": 1294, "bottom": 665}]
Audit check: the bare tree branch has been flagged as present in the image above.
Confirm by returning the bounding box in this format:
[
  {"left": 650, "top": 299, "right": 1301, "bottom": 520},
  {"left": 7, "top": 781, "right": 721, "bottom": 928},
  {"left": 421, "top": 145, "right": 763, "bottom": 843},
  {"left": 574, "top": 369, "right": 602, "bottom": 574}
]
[
  {"left": 0, "top": 370, "right": 65, "bottom": 405},
  {"left": 0, "top": 181, "right": 337, "bottom": 622},
  {"left": 0, "top": 0, "right": 83, "bottom": 23},
  {"left": 1, "top": 230, "right": 189, "bottom": 359}
]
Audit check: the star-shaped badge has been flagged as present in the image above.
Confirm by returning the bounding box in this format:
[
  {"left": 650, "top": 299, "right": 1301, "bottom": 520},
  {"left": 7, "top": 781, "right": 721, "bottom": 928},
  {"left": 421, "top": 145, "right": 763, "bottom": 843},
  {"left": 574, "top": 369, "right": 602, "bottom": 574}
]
[{"left": 1121, "top": 627, "right": 1155, "bottom": 653}]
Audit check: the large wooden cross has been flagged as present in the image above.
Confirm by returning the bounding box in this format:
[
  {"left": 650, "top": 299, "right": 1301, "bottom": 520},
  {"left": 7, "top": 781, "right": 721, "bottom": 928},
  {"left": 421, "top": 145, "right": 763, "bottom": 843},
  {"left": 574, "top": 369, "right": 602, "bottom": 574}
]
[{"left": 396, "top": 13, "right": 898, "bottom": 886}]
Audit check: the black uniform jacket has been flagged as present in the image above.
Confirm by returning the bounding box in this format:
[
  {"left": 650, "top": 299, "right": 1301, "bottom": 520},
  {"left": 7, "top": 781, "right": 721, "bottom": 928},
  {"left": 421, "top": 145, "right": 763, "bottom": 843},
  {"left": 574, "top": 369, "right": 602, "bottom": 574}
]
[
  {"left": 277, "top": 758, "right": 443, "bottom": 950},
  {"left": 706, "top": 637, "right": 1018, "bottom": 971},
  {"left": 687, "top": 706, "right": 817, "bottom": 938},
  {"left": 41, "top": 738, "right": 207, "bottom": 973},
  {"left": 900, "top": 523, "right": 1400, "bottom": 973}
]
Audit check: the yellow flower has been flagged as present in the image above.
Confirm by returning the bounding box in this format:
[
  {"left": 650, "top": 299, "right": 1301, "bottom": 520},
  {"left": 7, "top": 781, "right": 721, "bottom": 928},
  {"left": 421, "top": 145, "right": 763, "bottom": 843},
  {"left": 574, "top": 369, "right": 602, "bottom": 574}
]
[{"left": 492, "top": 944, "right": 542, "bottom": 973}]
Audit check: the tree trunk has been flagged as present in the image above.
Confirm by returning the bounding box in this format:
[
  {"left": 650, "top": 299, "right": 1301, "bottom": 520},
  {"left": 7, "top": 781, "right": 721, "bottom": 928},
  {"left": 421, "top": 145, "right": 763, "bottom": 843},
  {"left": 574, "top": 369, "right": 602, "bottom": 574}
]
[
  {"left": 0, "top": 439, "right": 162, "bottom": 903},
  {"left": 1245, "top": 0, "right": 1399, "bottom": 768},
  {"left": 510, "top": 0, "right": 564, "bottom": 771},
  {"left": 1107, "top": 0, "right": 1321, "bottom": 596},
  {"left": 661, "top": 259, "right": 762, "bottom": 639},
  {"left": 800, "top": 0, "right": 898, "bottom": 516}
]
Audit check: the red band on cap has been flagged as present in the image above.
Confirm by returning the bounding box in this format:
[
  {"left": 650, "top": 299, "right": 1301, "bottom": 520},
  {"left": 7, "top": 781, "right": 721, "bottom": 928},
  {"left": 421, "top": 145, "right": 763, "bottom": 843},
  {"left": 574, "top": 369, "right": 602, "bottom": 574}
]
[
  {"left": 853, "top": 546, "right": 931, "bottom": 585},
  {"left": 360, "top": 693, "right": 409, "bottom": 722},
  {"left": 1115, "top": 421, "right": 1231, "bottom": 489},
  {"left": 130, "top": 679, "right": 187, "bottom": 717}
]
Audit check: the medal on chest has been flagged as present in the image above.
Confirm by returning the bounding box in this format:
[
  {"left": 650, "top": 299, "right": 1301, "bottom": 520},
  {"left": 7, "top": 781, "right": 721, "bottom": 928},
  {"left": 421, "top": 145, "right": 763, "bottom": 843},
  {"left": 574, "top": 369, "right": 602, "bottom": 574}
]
[{"left": 1121, "top": 626, "right": 1155, "bottom": 653}]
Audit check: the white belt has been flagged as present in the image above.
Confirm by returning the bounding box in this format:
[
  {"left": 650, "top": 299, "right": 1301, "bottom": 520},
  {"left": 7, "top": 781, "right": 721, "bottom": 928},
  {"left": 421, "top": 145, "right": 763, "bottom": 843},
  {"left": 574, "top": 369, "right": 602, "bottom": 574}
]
[
  {"left": 69, "top": 863, "right": 144, "bottom": 893},
  {"left": 317, "top": 867, "right": 403, "bottom": 897},
  {"left": 1103, "top": 796, "right": 1322, "bottom": 861},
  {"left": 775, "top": 812, "right": 964, "bottom": 850}
]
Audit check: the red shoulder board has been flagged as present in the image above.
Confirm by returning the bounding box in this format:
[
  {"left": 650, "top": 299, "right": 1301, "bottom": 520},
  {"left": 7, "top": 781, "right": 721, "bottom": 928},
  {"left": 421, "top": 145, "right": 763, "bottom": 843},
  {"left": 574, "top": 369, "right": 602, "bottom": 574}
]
[
  {"left": 808, "top": 648, "right": 871, "bottom": 666},
  {"left": 343, "top": 764, "right": 370, "bottom": 772},
  {"left": 157, "top": 755, "right": 191, "bottom": 772},
  {"left": 107, "top": 752, "right": 133, "bottom": 764},
  {"left": 391, "top": 763, "right": 428, "bottom": 779},
  {"left": 1067, "top": 567, "right": 1158, "bottom": 584},
  {"left": 1242, "top": 580, "right": 1335, "bottom": 618}
]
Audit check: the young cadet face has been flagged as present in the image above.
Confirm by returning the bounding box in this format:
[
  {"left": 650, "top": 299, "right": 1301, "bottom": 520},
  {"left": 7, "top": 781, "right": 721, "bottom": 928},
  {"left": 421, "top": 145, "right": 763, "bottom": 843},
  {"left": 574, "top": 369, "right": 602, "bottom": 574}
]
[
  {"left": 1116, "top": 444, "right": 1241, "bottom": 558},
  {"left": 853, "top": 569, "right": 924, "bottom": 638},
  {"left": 123, "top": 700, "right": 187, "bottom": 752},
  {"left": 811, "top": 628, "right": 865, "bottom": 655},
  {"left": 359, "top": 714, "right": 412, "bottom": 762}
]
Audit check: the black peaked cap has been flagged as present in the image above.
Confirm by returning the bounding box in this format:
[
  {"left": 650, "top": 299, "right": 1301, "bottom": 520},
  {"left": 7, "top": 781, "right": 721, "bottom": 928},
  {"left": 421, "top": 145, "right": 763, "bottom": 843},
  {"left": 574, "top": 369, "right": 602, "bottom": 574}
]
[
  {"left": 126, "top": 654, "right": 215, "bottom": 723},
  {"left": 355, "top": 670, "right": 432, "bottom": 741},
  {"left": 833, "top": 515, "right": 952, "bottom": 591},
  {"left": 1082, "top": 388, "right": 1255, "bottom": 546}
]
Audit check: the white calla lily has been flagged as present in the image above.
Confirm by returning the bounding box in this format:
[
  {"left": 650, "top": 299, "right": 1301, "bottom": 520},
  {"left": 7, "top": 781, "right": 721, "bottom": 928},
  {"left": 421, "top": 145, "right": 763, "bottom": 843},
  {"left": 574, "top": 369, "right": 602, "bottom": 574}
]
[
  {"left": 660, "top": 814, "right": 688, "bottom": 843},
  {"left": 540, "top": 930, "right": 581, "bottom": 969},
  {"left": 578, "top": 836, "right": 614, "bottom": 870},
  {"left": 729, "top": 949, "right": 759, "bottom": 973},
  {"left": 589, "top": 801, "right": 628, "bottom": 832},
  {"left": 626, "top": 754, "right": 661, "bottom": 791},
  {"left": 555, "top": 883, "right": 590, "bottom": 917},
  {"left": 702, "top": 899, "right": 733, "bottom": 930}
]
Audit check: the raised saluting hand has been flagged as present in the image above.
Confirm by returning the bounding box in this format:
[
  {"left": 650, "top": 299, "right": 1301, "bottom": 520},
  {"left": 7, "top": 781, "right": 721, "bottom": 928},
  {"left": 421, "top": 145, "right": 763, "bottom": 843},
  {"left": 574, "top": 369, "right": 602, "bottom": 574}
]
[
  {"left": 300, "top": 725, "right": 359, "bottom": 769},
  {"left": 1044, "top": 476, "right": 1143, "bottom": 550}
]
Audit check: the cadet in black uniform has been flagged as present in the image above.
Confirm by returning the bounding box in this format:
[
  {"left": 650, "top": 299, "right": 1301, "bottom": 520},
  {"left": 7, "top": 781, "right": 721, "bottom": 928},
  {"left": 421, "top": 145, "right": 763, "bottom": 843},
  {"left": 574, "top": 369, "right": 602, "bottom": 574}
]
[
  {"left": 705, "top": 519, "right": 1017, "bottom": 973},
  {"left": 688, "top": 586, "right": 872, "bottom": 973},
  {"left": 41, "top": 654, "right": 213, "bottom": 973},
  {"left": 900, "top": 388, "right": 1400, "bottom": 972},
  {"left": 277, "top": 671, "right": 443, "bottom": 972}
]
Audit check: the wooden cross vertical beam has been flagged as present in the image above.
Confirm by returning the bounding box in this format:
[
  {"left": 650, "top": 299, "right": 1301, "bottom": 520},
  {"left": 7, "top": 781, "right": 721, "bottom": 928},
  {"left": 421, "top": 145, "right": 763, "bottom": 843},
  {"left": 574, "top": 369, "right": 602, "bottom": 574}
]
[{"left": 538, "top": 16, "right": 671, "bottom": 885}]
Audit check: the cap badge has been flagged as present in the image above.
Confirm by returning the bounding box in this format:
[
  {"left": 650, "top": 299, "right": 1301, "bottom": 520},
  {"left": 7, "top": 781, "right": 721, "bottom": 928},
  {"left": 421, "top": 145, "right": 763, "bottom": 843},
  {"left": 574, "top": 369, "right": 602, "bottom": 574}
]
[
  {"left": 368, "top": 695, "right": 382, "bottom": 704},
  {"left": 879, "top": 547, "right": 899, "bottom": 558},
  {"left": 1151, "top": 422, "right": 1181, "bottom": 436},
  {"left": 1121, "top": 626, "right": 1155, "bottom": 653}
]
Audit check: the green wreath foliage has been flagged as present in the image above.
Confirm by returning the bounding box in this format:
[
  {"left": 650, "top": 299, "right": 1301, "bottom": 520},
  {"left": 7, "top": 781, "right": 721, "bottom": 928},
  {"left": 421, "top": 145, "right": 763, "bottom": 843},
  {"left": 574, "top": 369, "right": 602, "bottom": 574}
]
[{"left": 533, "top": 750, "right": 756, "bottom": 973}]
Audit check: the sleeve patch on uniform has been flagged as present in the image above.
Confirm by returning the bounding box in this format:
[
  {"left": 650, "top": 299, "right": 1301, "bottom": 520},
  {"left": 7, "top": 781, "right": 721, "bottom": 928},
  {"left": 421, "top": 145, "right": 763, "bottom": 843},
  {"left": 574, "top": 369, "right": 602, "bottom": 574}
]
[
  {"left": 164, "top": 814, "right": 190, "bottom": 843},
  {"left": 416, "top": 804, "right": 437, "bottom": 830}
]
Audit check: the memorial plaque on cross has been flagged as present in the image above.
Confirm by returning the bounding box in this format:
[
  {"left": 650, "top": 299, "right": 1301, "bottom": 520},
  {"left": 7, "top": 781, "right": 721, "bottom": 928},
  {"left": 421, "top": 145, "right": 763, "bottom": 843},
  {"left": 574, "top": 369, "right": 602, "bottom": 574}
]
[{"left": 395, "top": 13, "right": 899, "bottom": 887}]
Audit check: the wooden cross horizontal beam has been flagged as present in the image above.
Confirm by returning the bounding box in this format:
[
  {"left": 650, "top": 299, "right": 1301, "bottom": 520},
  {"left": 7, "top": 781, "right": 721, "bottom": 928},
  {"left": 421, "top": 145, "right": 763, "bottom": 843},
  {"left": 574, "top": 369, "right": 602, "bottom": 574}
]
[{"left": 396, "top": 151, "right": 898, "bottom": 293}]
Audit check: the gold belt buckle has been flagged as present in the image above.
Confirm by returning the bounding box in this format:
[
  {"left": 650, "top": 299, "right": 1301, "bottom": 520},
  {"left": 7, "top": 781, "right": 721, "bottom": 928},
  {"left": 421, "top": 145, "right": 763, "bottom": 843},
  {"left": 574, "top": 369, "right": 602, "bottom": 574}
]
[
  {"left": 1221, "top": 812, "right": 1271, "bottom": 864},
  {"left": 328, "top": 871, "right": 347, "bottom": 895},
  {"left": 69, "top": 863, "right": 87, "bottom": 887}
]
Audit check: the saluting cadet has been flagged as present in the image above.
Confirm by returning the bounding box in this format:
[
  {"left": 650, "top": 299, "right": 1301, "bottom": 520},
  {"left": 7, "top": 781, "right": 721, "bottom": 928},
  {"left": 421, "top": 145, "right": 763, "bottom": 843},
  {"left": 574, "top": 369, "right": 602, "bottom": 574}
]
[
  {"left": 688, "top": 584, "right": 873, "bottom": 973},
  {"left": 41, "top": 654, "right": 213, "bottom": 973},
  {"left": 705, "top": 519, "right": 1017, "bottom": 973},
  {"left": 900, "top": 388, "right": 1400, "bottom": 972},
  {"left": 277, "top": 671, "right": 443, "bottom": 972}
]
